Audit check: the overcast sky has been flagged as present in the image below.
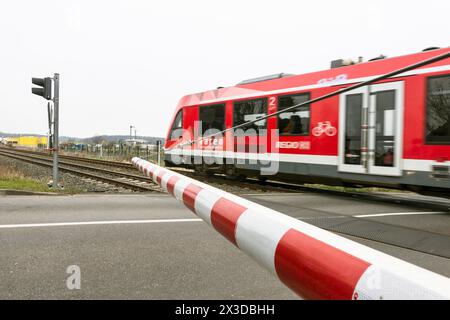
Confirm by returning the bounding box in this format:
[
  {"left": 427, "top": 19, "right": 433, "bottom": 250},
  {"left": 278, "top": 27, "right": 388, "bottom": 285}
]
[{"left": 0, "top": 0, "right": 449, "bottom": 138}]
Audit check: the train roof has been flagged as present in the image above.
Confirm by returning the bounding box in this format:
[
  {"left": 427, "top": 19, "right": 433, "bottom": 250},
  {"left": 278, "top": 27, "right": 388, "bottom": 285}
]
[{"left": 178, "top": 47, "right": 450, "bottom": 107}]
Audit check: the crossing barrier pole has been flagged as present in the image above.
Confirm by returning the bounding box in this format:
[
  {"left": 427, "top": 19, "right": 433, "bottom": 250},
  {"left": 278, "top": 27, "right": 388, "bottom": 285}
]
[{"left": 132, "top": 157, "right": 450, "bottom": 300}]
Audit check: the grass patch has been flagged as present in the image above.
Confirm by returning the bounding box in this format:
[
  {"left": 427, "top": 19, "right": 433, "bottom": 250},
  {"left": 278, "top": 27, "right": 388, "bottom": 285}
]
[
  {"left": 0, "top": 179, "right": 52, "bottom": 193},
  {"left": 0, "top": 166, "right": 50, "bottom": 192},
  {"left": 0, "top": 165, "right": 81, "bottom": 194}
]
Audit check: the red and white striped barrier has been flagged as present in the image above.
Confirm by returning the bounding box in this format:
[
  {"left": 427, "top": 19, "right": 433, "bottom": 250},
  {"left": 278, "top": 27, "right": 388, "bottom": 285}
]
[{"left": 132, "top": 157, "right": 450, "bottom": 300}]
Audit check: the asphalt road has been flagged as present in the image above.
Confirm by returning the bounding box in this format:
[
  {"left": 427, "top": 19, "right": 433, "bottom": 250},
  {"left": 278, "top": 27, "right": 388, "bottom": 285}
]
[{"left": 0, "top": 192, "right": 449, "bottom": 299}]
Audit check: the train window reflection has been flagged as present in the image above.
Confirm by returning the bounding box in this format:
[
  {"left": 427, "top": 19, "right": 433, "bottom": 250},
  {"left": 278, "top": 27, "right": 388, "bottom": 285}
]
[
  {"left": 199, "top": 104, "right": 225, "bottom": 136},
  {"left": 344, "top": 94, "right": 362, "bottom": 165},
  {"left": 374, "top": 90, "right": 395, "bottom": 167},
  {"left": 426, "top": 75, "right": 450, "bottom": 144},
  {"left": 233, "top": 98, "right": 268, "bottom": 135},
  {"left": 278, "top": 93, "right": 310, "bottom": 135}
]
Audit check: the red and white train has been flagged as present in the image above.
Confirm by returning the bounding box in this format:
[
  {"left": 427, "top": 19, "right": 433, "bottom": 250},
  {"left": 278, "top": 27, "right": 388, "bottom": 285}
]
[{"left": 164, "top": 47, "right": 450, "bottom": 194}]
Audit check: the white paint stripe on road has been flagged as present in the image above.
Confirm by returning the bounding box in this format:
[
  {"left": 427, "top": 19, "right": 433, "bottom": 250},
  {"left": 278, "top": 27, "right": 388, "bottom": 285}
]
[
  {"left": 294, "top": 212, "right": 444, "bottom": 220},
  {"left": 0, "top": 218, "right": 203, "bottom": 229},
  {"left": 353, "top": 212, "right": 444, "bottom": 218},
  {"left": 5, "top": 212, "right": 437, "bottom": 229}
]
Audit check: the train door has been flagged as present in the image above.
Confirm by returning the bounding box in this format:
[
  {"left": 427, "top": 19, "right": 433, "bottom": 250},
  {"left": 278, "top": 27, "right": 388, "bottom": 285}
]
[{"left": 338, "top": 81, "right": 404, "bottom": 176}]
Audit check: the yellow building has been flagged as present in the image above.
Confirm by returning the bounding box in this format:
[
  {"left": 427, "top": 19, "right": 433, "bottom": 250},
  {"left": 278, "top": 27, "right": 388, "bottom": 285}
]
[{"left": 6, "top": 136, "right": 48, "bottom": 149}]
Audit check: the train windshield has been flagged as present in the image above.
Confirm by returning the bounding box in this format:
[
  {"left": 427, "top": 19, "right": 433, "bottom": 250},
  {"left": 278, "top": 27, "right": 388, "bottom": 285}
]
[{"left": 169, "top": 110, "right": 183, "bottom": 140}]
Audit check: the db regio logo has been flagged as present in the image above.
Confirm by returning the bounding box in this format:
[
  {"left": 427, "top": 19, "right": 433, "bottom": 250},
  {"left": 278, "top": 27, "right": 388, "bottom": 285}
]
[{"left": 276, "top": 141, "right": 310, "bottom": 150}]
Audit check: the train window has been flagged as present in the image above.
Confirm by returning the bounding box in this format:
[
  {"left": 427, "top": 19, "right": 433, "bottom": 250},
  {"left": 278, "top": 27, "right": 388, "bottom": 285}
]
[
  {"left": 278, "top": 93, "right": 310, "bottom": 135},
  {"left": 199, "top": 104, "right": 225, "bottom": 136},
  {"left": 233, "top": 98, "right": 268, "bottom": 135},
  {"left": 170, "top": 110, "right": 183, "bottom": 139},
  {"left": 426, "top": 75, "right": 450, "bottom": 144},
  {"left": 344, "top": 94, "right": 363, "bottom": 165}
]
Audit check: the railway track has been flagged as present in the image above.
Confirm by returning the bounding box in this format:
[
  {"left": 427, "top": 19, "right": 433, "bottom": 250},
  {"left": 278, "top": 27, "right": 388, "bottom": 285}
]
[
  {"left": 3, "top": 147, "right": 449, "bottom": 260},
  {"left": 0, "top": 147, "right": 135, "bottom": 169},
  {"left": 0, "top": 149, "right": 157, "bottom": 192},
  {"left": 2, "top": 147, "right": 450, "bottom": 211}
]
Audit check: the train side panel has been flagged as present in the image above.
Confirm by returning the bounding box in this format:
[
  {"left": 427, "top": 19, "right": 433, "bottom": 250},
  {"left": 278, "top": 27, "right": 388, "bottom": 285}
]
[{"left": 164, "top": 49, "right": 450, "bottom": 192}]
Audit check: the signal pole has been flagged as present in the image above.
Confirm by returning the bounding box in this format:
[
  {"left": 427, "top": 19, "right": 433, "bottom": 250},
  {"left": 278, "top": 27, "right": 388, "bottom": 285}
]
[
  {"left": 31, "top": 73, "right": 59, "bottom": 189},
  {"left": 157, "top": 140, "right": 161, "bottom": 166},
  {"left": 52, "top": 73, "right": 60, "bottom": 189}
]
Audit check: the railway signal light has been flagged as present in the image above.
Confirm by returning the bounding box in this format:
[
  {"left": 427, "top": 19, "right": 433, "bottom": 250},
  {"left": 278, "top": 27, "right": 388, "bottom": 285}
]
[
  {"left": 31, "top": 77, "right": 52, "bottom": 100},
  {"left": 30, "top": 73, "right": 60, "bottom": 189}
]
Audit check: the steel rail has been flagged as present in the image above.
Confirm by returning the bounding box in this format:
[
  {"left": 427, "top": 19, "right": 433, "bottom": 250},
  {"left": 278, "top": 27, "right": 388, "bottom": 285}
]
[
  {"left": 0, "top": 147, "right": 135, "bottom": 169},
  {"left": 0, "top": 149, "right": 150, "bottom": 182}
]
